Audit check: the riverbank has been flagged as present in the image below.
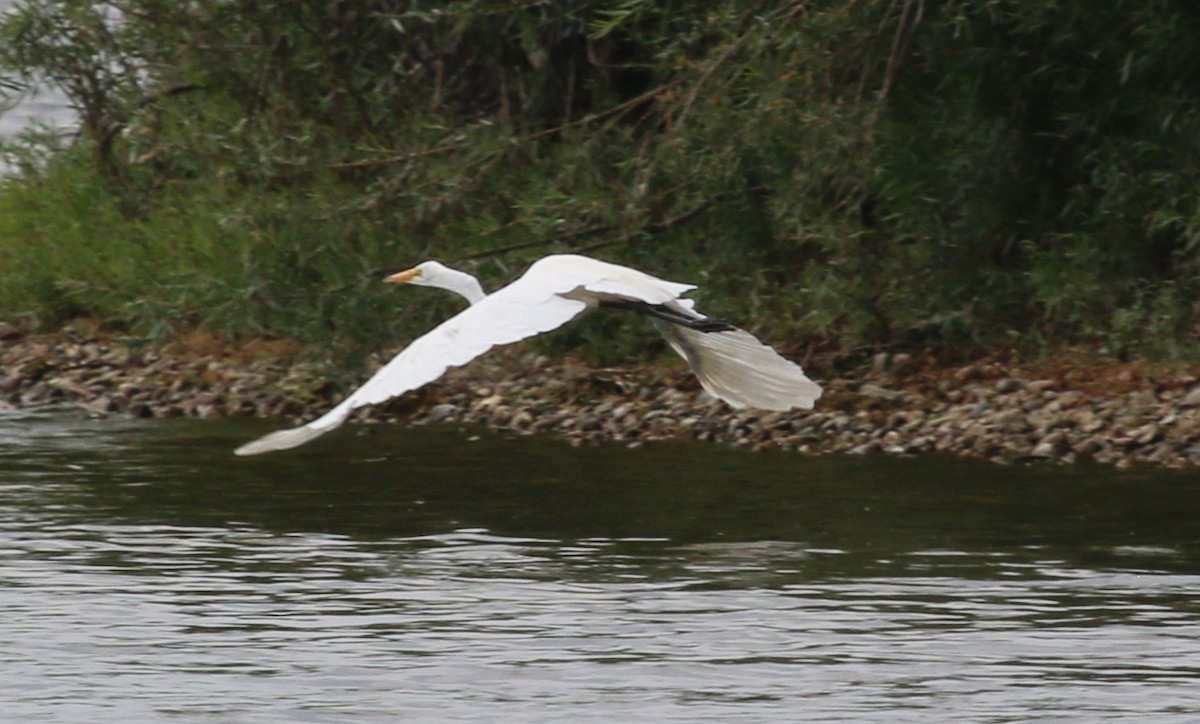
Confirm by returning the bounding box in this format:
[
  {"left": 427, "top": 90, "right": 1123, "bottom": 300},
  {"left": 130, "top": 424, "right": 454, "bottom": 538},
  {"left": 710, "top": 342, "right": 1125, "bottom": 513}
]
[{"left": 4, "top": 321, "right": 1200, "bottom": 468}]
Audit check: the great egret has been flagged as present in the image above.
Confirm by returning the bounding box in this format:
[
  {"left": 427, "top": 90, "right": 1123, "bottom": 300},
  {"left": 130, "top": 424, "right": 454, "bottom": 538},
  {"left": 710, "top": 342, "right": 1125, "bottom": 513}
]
[{"left": 235, "top": 254, "right": 821, "bottom": 455}]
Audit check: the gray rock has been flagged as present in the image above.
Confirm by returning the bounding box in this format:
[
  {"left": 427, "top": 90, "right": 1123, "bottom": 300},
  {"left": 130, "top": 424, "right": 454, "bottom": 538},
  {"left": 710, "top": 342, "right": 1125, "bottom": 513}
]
[
  {"left": 995, "top": 377, "right": 1027, "bottom": 394},
  {"left": 1027, "top": 379, "right": 1056, "bottom": 393},
  {"left": 426, "top": 403, "right": 458, "bottom": 423},
  {"left": 860, "top": 383, "right": 905, "bottom": 402}
]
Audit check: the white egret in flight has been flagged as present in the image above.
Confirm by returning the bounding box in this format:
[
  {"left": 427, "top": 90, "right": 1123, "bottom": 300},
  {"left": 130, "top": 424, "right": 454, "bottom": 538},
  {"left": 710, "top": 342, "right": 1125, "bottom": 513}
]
[{"left": 235, "top": 254, "right": 821, "bottom": 455}]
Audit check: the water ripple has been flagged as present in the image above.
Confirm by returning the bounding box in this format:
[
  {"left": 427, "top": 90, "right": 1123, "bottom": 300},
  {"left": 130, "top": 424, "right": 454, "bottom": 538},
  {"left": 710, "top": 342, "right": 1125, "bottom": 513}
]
[{"left": 3, "top": 418, "right": 1200, "bottom": 721}]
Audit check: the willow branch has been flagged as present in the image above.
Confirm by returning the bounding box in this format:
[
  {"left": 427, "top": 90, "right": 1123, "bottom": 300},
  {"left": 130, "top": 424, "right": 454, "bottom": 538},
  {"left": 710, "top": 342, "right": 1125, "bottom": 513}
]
[{"left": 326, "top": 85, "right": 667, "bottom": 171}]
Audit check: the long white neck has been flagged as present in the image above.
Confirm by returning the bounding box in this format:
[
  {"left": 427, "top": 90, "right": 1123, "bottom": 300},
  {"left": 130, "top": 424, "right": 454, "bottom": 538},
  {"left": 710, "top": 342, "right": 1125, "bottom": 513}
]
[{"left": 438, "top": 267, "right": 487, "bottom": 305}]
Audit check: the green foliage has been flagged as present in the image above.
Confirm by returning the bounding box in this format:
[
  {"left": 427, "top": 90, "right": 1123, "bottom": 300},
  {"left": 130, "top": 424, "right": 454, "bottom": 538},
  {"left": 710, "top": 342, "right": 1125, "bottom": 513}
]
[{"left": 1, "top": 0, "right": 1199, "bottom": 369}]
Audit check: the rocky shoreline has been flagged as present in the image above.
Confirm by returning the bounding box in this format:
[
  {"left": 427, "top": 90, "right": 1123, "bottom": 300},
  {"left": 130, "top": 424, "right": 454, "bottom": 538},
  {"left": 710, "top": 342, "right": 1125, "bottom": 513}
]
[{"left": 4, "top": 322, "right": 1200, "bottom": 469}]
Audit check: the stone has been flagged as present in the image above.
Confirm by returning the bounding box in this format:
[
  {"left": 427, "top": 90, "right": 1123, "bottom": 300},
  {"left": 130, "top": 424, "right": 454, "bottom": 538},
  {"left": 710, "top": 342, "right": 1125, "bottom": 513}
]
[
  {"left": 860, "top": 383, "right": 905, "bottom": 402},
  {"left": 0, "top": 322, "right": 21, "bottom": 341},
  {"left": 1181, "top": 387, "right": 1200, "bottom": 408},
  {"left": 1031, "top": 431, "right": 1069, "bottom": 458},
  {"left": 995, "top": 377, "right": 1027, "bottom": 394},
  {"left": 1125, "top": 390, "right": 1158, "bottom": 414},
  {"left": 1057, "top": 391, "right": 1085, "bottom": 407},
  {"left": 1133, "top": 425, "right": 1162, "bottom": 446},
  {"left": 1027, "top": 379, "right": 1056, "bottom": 393},
  {"left": 994, "top": 408, "right": 1031, "bottom": 434},
  {"left": 891, "top": 353, "right": 914, "bottom": 372},
  {"left": 426, "top": 403, "right": 458, "bottom": 423}
]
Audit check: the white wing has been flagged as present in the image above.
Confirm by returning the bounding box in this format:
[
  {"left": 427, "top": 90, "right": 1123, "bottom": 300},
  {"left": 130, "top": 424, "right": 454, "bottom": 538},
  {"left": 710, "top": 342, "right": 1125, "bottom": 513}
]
[
  {"left": 234, "top": 285, "right": 589, "bottom": 455},
  {"left": 652, "top": 319, "right": 822, "bottom": 411}
]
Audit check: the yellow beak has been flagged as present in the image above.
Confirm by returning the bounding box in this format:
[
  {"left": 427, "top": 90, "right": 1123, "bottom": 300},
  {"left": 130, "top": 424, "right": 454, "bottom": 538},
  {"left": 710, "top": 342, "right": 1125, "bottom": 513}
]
[{"left": 384, "top": 267, "right": 421, "bottom": 285}]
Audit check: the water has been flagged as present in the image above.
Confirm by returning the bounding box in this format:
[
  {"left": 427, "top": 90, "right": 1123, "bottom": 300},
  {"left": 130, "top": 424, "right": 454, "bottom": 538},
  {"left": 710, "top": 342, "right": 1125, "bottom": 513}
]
[
  {"left": 0, "top": 86, "right": 70, "bottom": 140},
  {"left": 1, "top": 0, "right": 76, "bottom": 175},
  {"left": 2, "top": 407, "right": 1200, "bottom": 722}
]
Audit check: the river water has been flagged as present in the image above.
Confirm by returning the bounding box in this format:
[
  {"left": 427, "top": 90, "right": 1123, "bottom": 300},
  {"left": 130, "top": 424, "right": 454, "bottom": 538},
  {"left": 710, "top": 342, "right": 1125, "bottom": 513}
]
[{"left": 2, "top": 407, "right": 1199, "bottom": 721}]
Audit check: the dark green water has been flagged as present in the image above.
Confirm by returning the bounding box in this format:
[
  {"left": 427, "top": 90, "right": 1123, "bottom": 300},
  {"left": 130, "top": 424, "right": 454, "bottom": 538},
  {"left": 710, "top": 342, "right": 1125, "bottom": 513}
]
[{"left": 3, "top": 407, "right": 1200, "bottom": 722}]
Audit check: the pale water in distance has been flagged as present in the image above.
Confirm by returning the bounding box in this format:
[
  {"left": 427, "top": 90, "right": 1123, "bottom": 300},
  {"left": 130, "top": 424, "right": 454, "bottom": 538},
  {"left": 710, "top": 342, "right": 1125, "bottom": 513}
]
[
  {"left": 0, "top": 0, "right": 75, "bottom": 175},
  {"left": 2, "top": 406, "right": 1200, "bottom": 722}
]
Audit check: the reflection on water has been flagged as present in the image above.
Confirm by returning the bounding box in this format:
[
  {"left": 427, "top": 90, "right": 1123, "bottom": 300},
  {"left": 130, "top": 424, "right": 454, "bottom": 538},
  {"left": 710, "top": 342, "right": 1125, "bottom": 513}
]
[{"left": 3, "top": 407, "right": 1200, "bottom": 721}]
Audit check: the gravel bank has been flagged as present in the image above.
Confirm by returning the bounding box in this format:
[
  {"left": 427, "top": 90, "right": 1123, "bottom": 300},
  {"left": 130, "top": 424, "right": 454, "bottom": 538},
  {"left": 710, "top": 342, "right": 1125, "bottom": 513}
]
[{"left": 4, "top": 322, "right": 1200, "bottom": 468}]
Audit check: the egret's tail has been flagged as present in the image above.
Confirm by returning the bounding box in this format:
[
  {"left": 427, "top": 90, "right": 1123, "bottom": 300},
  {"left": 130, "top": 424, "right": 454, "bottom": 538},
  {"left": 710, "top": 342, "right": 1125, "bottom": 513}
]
[{"left": 653, "top": 320, "right": 822, "bottom": 411}]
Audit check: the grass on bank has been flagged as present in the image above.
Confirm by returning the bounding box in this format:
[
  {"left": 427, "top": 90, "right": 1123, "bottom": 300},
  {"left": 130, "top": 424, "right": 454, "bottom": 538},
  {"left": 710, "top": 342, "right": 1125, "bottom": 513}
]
[{"left": 0, "top": 137, "right": 800, "bottom": 382}]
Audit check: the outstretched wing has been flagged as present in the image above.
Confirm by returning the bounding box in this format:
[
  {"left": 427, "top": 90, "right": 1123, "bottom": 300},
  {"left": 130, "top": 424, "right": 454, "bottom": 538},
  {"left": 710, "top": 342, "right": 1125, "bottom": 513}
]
[
  {"left": 652, "top": 319, "right": 822, "bottom": 411},
  {"left": 235, "top": 285, "right": 589, "bottom": 456}
]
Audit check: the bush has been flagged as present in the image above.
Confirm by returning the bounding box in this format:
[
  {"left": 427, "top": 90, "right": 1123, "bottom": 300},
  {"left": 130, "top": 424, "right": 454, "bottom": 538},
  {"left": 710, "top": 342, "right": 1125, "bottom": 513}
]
[{"left": 1, "top": 0, "right": 1198, "bottom": 368}]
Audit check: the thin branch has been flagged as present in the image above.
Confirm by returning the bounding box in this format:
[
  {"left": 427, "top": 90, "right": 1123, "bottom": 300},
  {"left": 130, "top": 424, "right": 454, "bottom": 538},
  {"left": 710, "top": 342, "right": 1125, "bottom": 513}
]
[
  {"left": 674, "top": 1, "right": 808, "bottom": 129},
  {"left": 868, "top": 0, "right": 918, "bottom": 135},
  {"left": 454, "top": 236, "right": 562, "bottom": 261},
  {"left": 454, "top": 195, "right": 724, "bottom": 263},
  {"left": 577, "top": 194, "right": 727, "bottom": 254},
  {"left": 325, "top": 84, "right": 667, "bottom": 171},
  {"left": 674, "top": 37, "right": 747, "bottom": 131}
]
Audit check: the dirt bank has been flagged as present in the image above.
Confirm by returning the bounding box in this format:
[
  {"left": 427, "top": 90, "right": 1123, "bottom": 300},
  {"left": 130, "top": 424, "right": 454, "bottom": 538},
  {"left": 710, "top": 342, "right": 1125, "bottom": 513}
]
[{"left": 4, "top": 321, "right": 1200, "bottom": 468}]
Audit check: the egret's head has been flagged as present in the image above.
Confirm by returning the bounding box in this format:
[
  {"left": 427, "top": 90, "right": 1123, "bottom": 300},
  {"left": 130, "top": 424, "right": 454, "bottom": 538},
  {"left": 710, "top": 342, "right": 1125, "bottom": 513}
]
[
  {"left": 384, "top": 260, "right": 451, "bottom": 288},
  {"left": 384, "top": 260, "right": 486, "bottom": 304}
]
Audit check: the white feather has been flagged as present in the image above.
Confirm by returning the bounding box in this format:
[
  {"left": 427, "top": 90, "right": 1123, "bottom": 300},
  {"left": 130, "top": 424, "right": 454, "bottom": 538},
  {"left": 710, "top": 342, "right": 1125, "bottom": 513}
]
[
  {"left": 235, "top": 291, "right": 587, "bottom": 455},
  {"left": 652, "top": 320, "right": 821, "bottom": 410}
]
